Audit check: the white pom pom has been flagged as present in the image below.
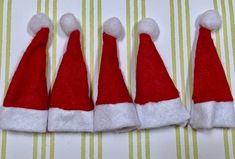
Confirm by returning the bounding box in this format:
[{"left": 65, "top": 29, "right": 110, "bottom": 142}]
[
  {"left": 28, "top": 13, "right": 52, "bottom": 34},
  {"left": 138, "top": 18, "right": 159, "bottom": 40},
  {"left": 103, "top": 17, "right": 124, "bottom": 39},
  {"left": 60, "top": 13, "right": 80, "bottom": 35},
  {"left": 199, "top": 10, "right": 222, "bottom": 30}
]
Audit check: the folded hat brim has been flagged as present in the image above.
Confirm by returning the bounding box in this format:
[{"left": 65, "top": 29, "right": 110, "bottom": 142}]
[
  {"left": 0, "top": 106, "right": 48, "bottom": 132},
  {"left": 190, "top": 101, "right": 235, "bottom": 129},
  {"left": 136, "top": 97, "right": 190, "bottom": 129},
  {"left": 94, "top": 103, "right": 140, "bottom": 132},
  {"left": 48, "top": 108, "right": 94, "bottom": 132}
]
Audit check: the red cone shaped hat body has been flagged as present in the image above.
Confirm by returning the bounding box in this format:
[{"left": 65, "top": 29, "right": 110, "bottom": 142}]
[
  {"left": 0, "top": 26, "right": 50, "bottom": 132},
  {"left": 94, "top": 19, "right": 139, "bottom": 132},
  {"left": 190, "top": 11, "right": 235, "bottom": 129},
  {"left": 50, "top": 30, "right": 94, "bottom": 111},
  {"left": 192, "top": 27, "right": 233, "bottom": 103},
  {"left": 3, "top": 28, "right": 49, "bottom": 110},
  {"left": 96, "top": 33, "right": 132, "bottom": 105},
  {"left": 135, "top": 33, "right": 179, "bottom": 105}
]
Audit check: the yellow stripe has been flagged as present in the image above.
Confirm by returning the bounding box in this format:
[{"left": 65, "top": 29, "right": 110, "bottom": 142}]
[
  {"left": 2, "top": 0, "right": 12, "bottom": 158},
  {"left": 50, "top": 133, "right": 54, "bottom": 159},
  {"left": 126, "top": 1, "right": 133, "bottom": 159},
  {"left": 134, "top": 0, "right": 142, "bottom": 159},
  {"left": 45, "top": 0, "right": 49, "bottom": 16},
  {"left": 97, "top": 0, "right": 102, "bottom": 158},
  {"left": 177, "top": 0, "right": 190, "bottom": 159},
  {"left": 37, "top": 0, "right": 41, "bottom": 13},
  {"left": 141, "top": 0, "right": 146, "bottom": 18},
  {"left": 81, "top": 0, "right": 87, "bottom": 158},
  {"left": 81, "top": 133, "right": 86, "bottom": 159},
  {"left": 169, "top": 1, "right": 182, "bottom": 159},
  {"left": 90, "top": 133, "right": 94, "bottom": 159},
  {"left": 0, "top": 0, "right": 4, "bottom": 77},
  {"left": 90, "top": 0, "right": 95, "bottom": 159},
  {"left": 228, "top": 0, "right": 235, "bottom": 157},
  {"left": 213, "top": 1, "right": 230, "bottom": 159},
  {"left": 41, "top": 134, "right": 46, "bottom": 159},
  {"left": 184, "top": 0, "right": 198, "bottom": 158},
  {"left": 33, "top": 134, "right": 38, "bottom": 159}
]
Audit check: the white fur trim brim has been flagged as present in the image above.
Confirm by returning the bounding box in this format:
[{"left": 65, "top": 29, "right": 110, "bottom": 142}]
[
  {"left": 0, "top": 106, "right": 48, "bottom": 132},
  {"left": 94, "top": 103, "right": 140, "bottom": 132},
  {"left": 190, "top": 101, "right": 235, "bottom": 129},
  {"left": 136, "top": 98, "right": 190, "bottom": 129},
  {"left": 48, "top": 108, "right": 93, "bottom": 132}
]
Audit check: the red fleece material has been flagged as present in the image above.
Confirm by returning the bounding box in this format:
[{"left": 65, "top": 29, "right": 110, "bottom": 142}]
[
  {"left": 192, "top": 27, "right": 233, "bottom": 103},
  {"left": 96, "top": 33, "right": 132, "bottom": 105},
  {"left": 3, "top": 28, "right": 49, "bottom": 110},
  {"left": 50, "top": 30, "right": 94, "bottom": 111},
  {"left": 135, "top": 33, "right": 179, "bottom": 105}
]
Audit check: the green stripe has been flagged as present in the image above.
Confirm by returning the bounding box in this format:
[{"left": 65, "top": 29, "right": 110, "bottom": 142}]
[
  {"left": 145, "top": 130, "right": 150, "bottom": 159},
  {"left": 90, "top": 133, "right": 94, "bottom": 159},
  {"left": 45, "top": 0, "right": 49, "bottom": 16},
  {"left": 98, "top": 132, "right": 102, "bottom": 159},
  {"left": 177, "top": 0, "right": 189, "bottom": 159},
  {"left": 41, "top": 134, "right": 46, "bottom": 159},
  {"left": 81, "top": 0, "right": 86, "bottom": 158},
  {"left": 50, "top": 133, "right": 54, "bottom": 159},
  {"left": 169, "top": 0, "right": 177, "bottom": 83},
  {"left": 82, "top": 0, "right": 86, "bottom": 58},
  {"left": 141, "top": 1, "right": 150, "bottom": 159},
  {"left": 128, "top": 132, "right": 133, "bottom": 159},
  {"left": 126, "top": 1, "right": 133, "bottom": 159},
  {"left": 126, "top": 0, "right": 131, "bottom": 91},
  {"left": 97, "top": 0, "right": 102, "bottom": 158},
  {"left": 220, "top": 0, "right": 231, "bottom": 85},
  {"left": 0, "top": 0, "right": 4, "bottom": 77},
  {"left": 33, "top": 1, "right": 41, "bottom": 158},
  {"left": 134, "top": 0, "right": 142, "bottom": 159},
  {"left": 213, "top": 1, "right": 230, "bottom": 159},
  {"left": 223, "top": 129, "right": 230, "bottom": 159},
  {"left": 90, "top": 0, "right": 95, "bottom": 159},
  {"left": 81, "top": 133, "right": 86, "bottom": 159},
  {"left": 37, "top": 0, "right": 41, "bottom": 13},
  {"left": 2, "top": 1, "right": 12, "bottom": 158},
  {"left": 141, "top": 0, "right": 146, "bottom": 18},
  {"left": 137, "top": 131, "right": 142, "bottom": 159},
  {"left": 228, "top": 0, "right": 235, "bottom": 157},
  {"left": 213, "top": 0, "right": 222, "bottom": 58},
  {"left": 185, "top": 0, "right": 198, "bottom": 159},
  {"left": 228, "top": 0, "right": 235, "bottom": 72},
  {"left": 50, "top": 1, "right": 57, "bottom": 159},
  {"left": 33, "top": 134, "right": 38, "bottom": 159},
  {"left": 169, "top": 1, "right": 181, "bottom": 159},
  {"left": 221, "top": 1, "right": 232, "bottom": 159}
]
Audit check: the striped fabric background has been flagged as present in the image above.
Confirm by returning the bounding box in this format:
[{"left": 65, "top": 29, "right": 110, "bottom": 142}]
[{"left": 0, "top": 0, "right": 235, "bottom": 159}]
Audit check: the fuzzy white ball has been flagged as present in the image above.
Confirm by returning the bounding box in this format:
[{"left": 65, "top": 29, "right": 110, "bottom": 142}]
[
  {"left": 103, "top": 17, "right": 124, "bottom": 39},
  {"left": 199, "top": 10, "right": 222, "bottom": 30},
  {"left": 138, "top": 18, "right": 159, "bottom": 40},
  {"left": 28, "top": 13, "right": 52, "bottom": 34},
  {"left": 60, "top": 13, "right": 80, "bottom": 35}
]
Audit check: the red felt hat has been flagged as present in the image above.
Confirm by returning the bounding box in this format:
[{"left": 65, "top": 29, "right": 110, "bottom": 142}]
[
  {"left": 0, "top": 13, "right": 52, "bottom": 132},
  {"left": 94, "top": 17, "right": 139, "bottom": 132},
  {"left": 48, "top": 13, "right": 94, "bottom": 132},
  {"left": 190, "top": 10, "right": 235, "bottom": 129},
  {"left": 135, "top": 18, "right": 190, "bottom": 129}
]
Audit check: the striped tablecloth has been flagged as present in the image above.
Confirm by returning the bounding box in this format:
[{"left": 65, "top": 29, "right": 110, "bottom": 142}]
[{"left": 0, "top": 0, "right": 235, "bottom": 159}]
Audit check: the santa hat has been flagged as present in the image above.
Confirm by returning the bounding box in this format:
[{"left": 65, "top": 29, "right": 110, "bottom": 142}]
[
  {"left": 48, "top": 13, "right": 94, "bottom": 132},
  {"left": 190, "top": 10, "right": 235, "bottom": 129},
  {"left": 135, "top": 18, "right": 190, "bottom": 129},
  {"left": 94, "top": 17, "right": 139, "bottom": 132},
  {"left": 0, "top": 13, "right": 52, "bottom": 132}
]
